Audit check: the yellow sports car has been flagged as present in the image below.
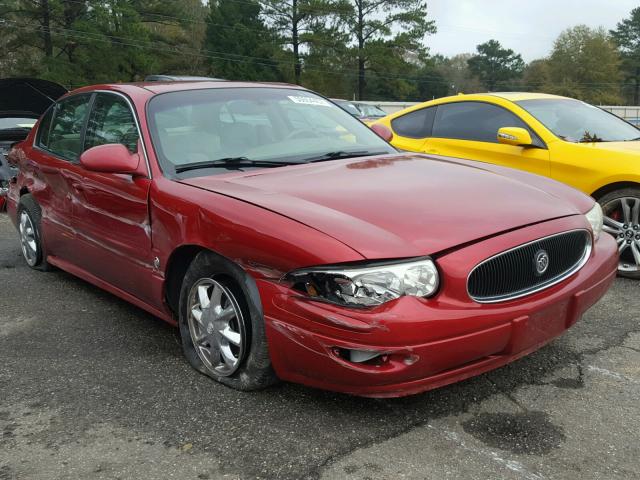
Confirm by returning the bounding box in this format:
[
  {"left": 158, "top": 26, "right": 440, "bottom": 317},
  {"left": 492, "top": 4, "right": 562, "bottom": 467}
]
[{"left": 373, "top": 92, "right": 640, "bottom": 278}]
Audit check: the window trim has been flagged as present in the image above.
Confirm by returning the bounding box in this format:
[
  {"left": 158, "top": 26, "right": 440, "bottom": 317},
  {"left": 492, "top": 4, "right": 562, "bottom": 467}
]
[{"left": 430, "top": 100, "right": 547, "bottom": 149}]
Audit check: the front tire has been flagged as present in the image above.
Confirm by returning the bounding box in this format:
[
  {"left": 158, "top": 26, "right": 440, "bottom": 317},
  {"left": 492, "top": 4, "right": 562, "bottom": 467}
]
[
  {"left": 599, "top": 188, "right": 640, "bottom": 279},
  {"left": 178, "top": 251, "right": 277, "bottom": 391},
  {"left": 16, "top": 194, "right": 52, "bottom": 271}
]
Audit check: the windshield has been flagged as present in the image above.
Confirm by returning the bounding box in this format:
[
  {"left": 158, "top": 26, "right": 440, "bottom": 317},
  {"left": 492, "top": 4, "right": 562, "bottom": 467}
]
[
  {"left": 148, "top": 88, "right": 395, "bottom": 174},
  {"left": 0, "top": 117, "right": 37, "bottom": 130},
  {"left": 516, "top": 98, "right": 640, "bottom": 143}
]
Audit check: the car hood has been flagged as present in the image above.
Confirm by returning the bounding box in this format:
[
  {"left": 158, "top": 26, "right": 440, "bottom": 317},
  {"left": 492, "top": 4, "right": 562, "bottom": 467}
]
[
  {"left": 0, "top": 78, "right": 67, "bottom": 116},
  {"left": 179, "top": 154, "right": 589, "bottom": 259},
  {"left": 578, "top": 140, "right": 640, "bottom": 155}
]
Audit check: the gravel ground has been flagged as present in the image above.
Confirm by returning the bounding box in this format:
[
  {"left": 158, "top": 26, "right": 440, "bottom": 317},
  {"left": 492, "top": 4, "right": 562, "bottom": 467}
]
[{"left": 0, "top": 212, "right": 638, "bottom": 480}]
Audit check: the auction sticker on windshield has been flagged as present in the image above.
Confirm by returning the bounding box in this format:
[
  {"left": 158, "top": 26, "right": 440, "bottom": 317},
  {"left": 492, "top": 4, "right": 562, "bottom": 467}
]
[{"left": 288, "top": 96, "right": 331, "bottom": 107}]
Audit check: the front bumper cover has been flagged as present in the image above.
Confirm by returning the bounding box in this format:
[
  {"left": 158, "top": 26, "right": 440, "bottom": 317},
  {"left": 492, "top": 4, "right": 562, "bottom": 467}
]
[{"left": 257, "top": 215, "right": 619, "bottom": 398}]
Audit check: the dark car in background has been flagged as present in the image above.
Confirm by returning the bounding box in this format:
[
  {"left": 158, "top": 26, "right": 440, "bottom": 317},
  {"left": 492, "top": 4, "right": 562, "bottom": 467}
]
[
  {"left": 331, "top": 99, "right": 362, "bottom": 118},
  {"left": 331, "top": 99, "right": 387, "bottom": 123},
  {"left": 354, "top": 103, "right": 387, "bottom": 122},
  {"left": 0, "top": 78, "right": 67, "bottom": 211}
]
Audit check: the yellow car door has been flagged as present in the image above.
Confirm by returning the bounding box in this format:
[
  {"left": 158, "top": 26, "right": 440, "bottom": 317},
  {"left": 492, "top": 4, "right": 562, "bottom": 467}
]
[{"left": 424, "top": 101, "right": 550, "bottom": 177}]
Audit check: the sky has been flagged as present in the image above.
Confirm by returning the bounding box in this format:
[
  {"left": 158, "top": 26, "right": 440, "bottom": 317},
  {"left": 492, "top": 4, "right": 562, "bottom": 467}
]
[{"left": 427, "top": 0, "right": 638, "bottom": 61}]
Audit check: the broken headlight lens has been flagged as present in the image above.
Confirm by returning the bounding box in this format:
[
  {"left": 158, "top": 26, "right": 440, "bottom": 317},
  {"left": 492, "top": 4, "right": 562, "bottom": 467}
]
[
  {"left": 285, "top": 258, "right": 439, "bottom": 307},
  {"left": 585, "top": 202, "right": 603, "bottom": 241}
]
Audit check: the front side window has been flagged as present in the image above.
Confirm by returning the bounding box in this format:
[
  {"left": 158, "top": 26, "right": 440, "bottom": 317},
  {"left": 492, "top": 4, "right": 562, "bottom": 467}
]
[
  {"left": 391, "top": 107, "right": 437, "bottom": 139},
  {"left": 432, "top": 101, "right": 533, "bottom": 143},
  {"left": 85, "top": 93, "right": 139, "bottom": 152},
  {"left": 147, "top": 88, "right": 395, "bottom": 175},
  {"left": 517, "top": 98, "right": 640, "bottom": 143},
  {"left": 47, "top": 95, "right": 91, "bottom": 161}
]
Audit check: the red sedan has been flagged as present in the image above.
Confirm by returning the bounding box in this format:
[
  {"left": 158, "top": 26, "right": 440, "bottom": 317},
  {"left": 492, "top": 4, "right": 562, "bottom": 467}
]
[{"left": 6, "top": 81, "right": 618, "bottom": 397}]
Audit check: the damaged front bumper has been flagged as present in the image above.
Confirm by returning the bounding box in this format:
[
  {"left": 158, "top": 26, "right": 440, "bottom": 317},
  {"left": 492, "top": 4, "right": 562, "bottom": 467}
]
[{"left": 256, "top": 216, "right": 619, "bottom": 398}]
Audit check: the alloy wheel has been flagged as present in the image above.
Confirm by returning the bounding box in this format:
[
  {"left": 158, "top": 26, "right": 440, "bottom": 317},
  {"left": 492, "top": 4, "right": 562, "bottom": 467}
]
[
  {"left": 19, "top": 211, "right": 38, "bottom": 267},
  {"left": 602, "top": 196, "right": 640, "bottom": 274},
  {"left": 187, "top": 278, "right": 246, "bottom": 377}
]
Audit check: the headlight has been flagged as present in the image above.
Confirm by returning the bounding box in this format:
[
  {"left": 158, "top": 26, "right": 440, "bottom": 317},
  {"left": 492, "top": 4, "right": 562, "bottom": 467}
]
[
  {"left": 585, "top": 202, "right": 603, "bottom": 241},
  {"left": 284, "top": 258, "right": 439, "bottom": 307}
]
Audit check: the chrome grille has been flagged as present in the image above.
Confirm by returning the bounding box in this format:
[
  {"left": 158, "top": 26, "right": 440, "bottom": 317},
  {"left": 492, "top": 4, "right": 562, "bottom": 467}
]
[{"left": 467, "top": 230, "right": 591, "bottom": 303}]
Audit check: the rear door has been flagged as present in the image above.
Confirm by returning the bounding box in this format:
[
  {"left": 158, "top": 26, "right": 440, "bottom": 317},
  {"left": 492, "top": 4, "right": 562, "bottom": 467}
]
[
  {"left": 70, "top": 92, "right": 154, "bottom": 304},
  {"left": 424, "top": 101, "right": 550, "bottom": 177},
  {"left": 28, "top": 93, "right": 92, "bottom": 260}
]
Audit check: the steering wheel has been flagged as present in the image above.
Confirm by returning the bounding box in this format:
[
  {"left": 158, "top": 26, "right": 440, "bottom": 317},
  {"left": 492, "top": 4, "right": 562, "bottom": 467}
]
[{"left": 285, "top": 129, "right": 319, "bottom": 140}]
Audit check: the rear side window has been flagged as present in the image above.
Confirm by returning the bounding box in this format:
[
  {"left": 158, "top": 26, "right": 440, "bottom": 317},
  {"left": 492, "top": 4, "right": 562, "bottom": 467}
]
[
  {"left": 85, "top": 93, "right": 139, "bottom": 152},
  {"left": 432, "top": 101, "right": 532, "bottom": 143},
  {"left": 47, "top": 94, "right": 92, "bottom": 161},
  {"left": 391, "top": 107, "right": 436, "bottom": 138}
]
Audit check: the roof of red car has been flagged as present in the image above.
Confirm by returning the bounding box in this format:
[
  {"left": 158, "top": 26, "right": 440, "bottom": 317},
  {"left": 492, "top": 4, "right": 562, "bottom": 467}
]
[{"left": 69, "top": 81, "right": 305, "bottom": 97}]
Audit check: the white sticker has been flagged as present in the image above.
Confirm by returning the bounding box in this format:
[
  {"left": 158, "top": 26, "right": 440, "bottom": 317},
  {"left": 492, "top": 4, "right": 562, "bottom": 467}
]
[{"left": 288, "top": 95, "right": 331, "bottom": 107}]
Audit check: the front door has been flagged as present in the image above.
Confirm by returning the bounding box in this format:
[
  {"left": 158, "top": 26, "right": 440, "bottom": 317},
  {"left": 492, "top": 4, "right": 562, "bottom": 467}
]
[
  {"left": 70, "top": 92, "right": 154, "bottom": 305},
  {"left": 424, "top": 101, "right": 551, "bottom": 178}
]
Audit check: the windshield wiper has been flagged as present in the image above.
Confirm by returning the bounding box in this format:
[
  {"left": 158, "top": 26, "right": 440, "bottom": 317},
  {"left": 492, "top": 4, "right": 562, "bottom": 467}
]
[
  {"left": 301, "top": 150, "right": 389, "bottom": 163},
  {"left": 175, "top": 157, "right": 295, "bottom": 173}
]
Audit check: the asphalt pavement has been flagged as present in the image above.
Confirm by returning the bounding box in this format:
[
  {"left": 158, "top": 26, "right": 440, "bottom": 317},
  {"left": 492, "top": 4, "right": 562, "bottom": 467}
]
[{"left": 0, "top": 213, "right": 638, "bottom": 480}]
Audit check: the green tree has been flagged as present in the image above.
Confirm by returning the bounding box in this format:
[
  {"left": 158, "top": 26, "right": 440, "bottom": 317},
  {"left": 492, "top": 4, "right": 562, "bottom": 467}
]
[
  {"left": 546, "top": 25, "right": 621, "bottom": 104},
  {"left": 467, "top": 40, "right": 524, "bottom": 91},
  {"left": 342, "top": 0, "right": 436, "bottom": 100},
  {"left": 0, "top": 0, "right": 208, "bottom": 85},
  {"left": 260, "top": 0, "right": 347, "bottom": 85},
  {"left": 300, "top": 22, "right": 352, "bottom": 96},
  {"left": 521, "top": 59, "right": 550, "bottom": 92},
  {"left": 205, "top": 0, "right": 282, "bottom": 81},
  {"left": 611, "top": 7, "right": 640, "bottom": 104},
  {"left": 433, "top": 53, "right": 482, "bottom": 94}
]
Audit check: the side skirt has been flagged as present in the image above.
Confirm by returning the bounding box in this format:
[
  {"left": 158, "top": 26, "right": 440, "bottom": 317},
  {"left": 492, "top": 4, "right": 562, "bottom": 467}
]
[{"left": 47, "top": 255, "right": 177, "bottom": 326}]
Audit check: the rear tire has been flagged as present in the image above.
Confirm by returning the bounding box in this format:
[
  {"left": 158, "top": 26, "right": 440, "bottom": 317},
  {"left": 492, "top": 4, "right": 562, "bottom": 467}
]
[
  {"left": 599, "top": 188, "right": 640, "bottom": 279},
  {"left": 16, "top": 194, "right": 53, "bottom": 271},
  {"left": 178, "top": 250, "right": 277, "bottom": 391}
]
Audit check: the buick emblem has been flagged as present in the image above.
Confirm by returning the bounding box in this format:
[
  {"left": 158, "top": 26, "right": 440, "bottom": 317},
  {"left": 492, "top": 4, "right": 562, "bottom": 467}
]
[{"left": 534, "top": 249, "right": 550, "bottom": 276}]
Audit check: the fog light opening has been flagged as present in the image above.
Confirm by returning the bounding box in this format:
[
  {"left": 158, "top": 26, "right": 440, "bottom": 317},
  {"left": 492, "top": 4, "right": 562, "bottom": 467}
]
[{"left": 332, "top": 347, "right": 387, "bottom": 366}]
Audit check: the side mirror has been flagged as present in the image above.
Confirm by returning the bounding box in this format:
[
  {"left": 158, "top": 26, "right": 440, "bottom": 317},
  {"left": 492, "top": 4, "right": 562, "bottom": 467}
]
[
  {"left": 497, "top": 127, "right": 533, "bottom": 147},
  {"left": 80, "top": 144, "right": 145, "bottom": 176},
  {"left": 370, "top": 123, "right": 394, "bottom": 143}
]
